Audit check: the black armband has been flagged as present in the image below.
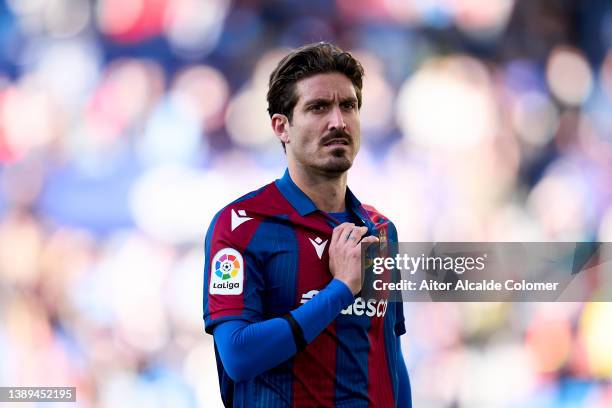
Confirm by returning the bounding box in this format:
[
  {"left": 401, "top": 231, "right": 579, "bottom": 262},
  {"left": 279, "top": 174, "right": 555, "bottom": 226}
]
[{"left": 282, "top": 313, "right": 307, "bottom": 352}]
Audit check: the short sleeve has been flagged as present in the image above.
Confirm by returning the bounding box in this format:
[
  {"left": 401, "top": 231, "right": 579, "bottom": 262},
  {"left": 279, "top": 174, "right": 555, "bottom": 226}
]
[{"left": 203, "top": 207, "right": 265, "bottom": 334}]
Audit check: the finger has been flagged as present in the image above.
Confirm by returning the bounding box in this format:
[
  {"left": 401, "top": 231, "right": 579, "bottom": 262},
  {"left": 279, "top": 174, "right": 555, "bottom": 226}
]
[
  {"left": 356, "top": 236, "right": 380, "bottom": 252},
  {"left": 350, "top": 226, "right": 369, "bottom": 242},
  {"left": 345, "top": 226, "right": 369, "bottom": 247},
  {"left": 331, "top": 223, "right": 354, "bottom": 246},
  {"left": 343, "top": 228, "right": 357, "bottom": 242},
  {"left": 344, "top": 225, "right": 365, "bottom": 243}
]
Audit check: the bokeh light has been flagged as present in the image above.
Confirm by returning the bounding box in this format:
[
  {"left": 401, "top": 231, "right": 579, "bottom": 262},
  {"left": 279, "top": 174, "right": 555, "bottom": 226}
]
[
  {"left": 527, "top": 161, "right": 590, "bottom": 240},
  {"left": 525, "top": 311, "right": 572, "bottom": 373},
  {"left": 225, "top": 50, "right": 285, "bottom": 149},
  {"left": 396, "top": 55, "right": 498, "bottom": 149},
  {"left": 163, "top": 0, "right": 230, "bottom": 59},
  {"left": 0, "top": 1, "right": 610, "bottom": 406},
  {"left": 580, "top": 303, "right": 612, "bottom": 378},
  {"left": 1, "top": 82, "right": 57, "bottom": 159},
  {"left": 97, "top": 0, "right": 167, "bottom": 43},
  {"left": 600, "top": 49, "right": 612, "bottom": 101},
  {"left": 454, "top": 0, "right": 515, "bottom": 38},
  {"left": 546, "top": 46, "right": 594, "bottom": 106},
  {"left": 512, "top": 90, "right": 559, "bottom": 146}
]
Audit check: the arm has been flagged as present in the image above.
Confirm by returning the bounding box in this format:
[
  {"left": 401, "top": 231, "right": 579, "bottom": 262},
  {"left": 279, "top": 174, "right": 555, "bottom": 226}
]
[
  {"left": 213, "top": 278, "right": 353, "bottom": 382},
  {"left": 212, "top": 222, "right": 377, "bottom": 382}
]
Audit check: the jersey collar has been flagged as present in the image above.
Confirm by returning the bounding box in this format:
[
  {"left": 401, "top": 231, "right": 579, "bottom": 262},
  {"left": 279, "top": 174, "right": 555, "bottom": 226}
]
[{"left": 275, "top": 168, "right": 364, "bottom": 217}]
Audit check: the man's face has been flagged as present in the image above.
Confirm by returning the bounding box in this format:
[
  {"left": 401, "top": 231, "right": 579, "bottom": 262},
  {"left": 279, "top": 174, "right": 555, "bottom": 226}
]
[{"left": 284, "top": 72, "right": 360, "bottom": 175}]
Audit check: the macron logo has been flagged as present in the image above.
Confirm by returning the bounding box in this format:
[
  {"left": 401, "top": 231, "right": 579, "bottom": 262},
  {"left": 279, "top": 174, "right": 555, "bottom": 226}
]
[
  {"left": 231, "top": 209, "right": 253, "bottom": 231},
  {"left": 309, "top": 237, "right": 328, "bottom": 259}
]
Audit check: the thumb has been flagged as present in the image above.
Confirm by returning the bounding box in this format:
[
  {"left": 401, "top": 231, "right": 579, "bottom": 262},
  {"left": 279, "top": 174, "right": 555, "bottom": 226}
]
[{"left": 360, "top": 236, "right": 380, "bottom": 244}]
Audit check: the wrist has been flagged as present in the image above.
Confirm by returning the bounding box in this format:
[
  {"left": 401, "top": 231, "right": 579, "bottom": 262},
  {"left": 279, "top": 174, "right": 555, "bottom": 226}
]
[{"left": 330, "top": 279, "right": 357, "bottom": 304}]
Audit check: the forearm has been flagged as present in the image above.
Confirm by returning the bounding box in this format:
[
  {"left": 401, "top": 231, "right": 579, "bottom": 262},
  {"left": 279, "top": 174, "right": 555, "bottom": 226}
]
[
  {"left": 290, "top": 278, "right": 354, "bottom": 342},
  {"left": 214, "top": 318, "right": 295, "bottom": 382},
  {"left": 214, "top": 279, "right": 354, "bottom": 381}
]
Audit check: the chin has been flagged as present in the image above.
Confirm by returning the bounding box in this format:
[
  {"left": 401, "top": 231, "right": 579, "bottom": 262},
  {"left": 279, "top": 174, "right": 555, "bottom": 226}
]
[{"left": 318, "top": 158, "right": 353, "bottom": 174}]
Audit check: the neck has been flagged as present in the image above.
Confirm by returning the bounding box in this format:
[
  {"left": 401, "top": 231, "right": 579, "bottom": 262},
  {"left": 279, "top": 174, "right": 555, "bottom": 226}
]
[{"left": 288, "top": 163, "right": 347, "bottom": 213}]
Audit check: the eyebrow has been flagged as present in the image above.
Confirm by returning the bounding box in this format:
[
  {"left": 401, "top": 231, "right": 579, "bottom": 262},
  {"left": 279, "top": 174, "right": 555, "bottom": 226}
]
[
  {"left": 303, "top": 98, "right": 331, "bottom": 108},
  {"left": 340, "top": 97, "right": 358, "bottom": 105},
  {"left": 303, "top": 96, "right": 358, "bottom": 108}
]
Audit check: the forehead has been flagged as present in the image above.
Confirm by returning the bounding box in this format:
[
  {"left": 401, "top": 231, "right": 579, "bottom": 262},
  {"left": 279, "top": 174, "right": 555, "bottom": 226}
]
[{"left": 295, "top": 72, "right": 357, "bottom": 104}]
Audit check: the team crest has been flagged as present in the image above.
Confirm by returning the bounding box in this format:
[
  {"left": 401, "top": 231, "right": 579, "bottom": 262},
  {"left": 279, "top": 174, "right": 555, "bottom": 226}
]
[
  {"left": 379, "top": 227, "right": 388, "bottom": 251},
  {"left": 378, "top": 228, "right": 387, "bottom": 244},
  {"left": 210, "top": 248, "right": 244, "bottom": 295}
]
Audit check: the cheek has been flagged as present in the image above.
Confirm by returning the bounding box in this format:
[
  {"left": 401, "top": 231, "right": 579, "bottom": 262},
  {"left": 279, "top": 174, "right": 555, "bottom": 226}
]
[
  {"left": 289, "top": 128, "right": 315, "bottom": 154},
  {"left": 297, "top": 127, "right": 319, "bottom": 148},
  {"left": 347, "top": 115, "right": 360, "bottom": 135}
]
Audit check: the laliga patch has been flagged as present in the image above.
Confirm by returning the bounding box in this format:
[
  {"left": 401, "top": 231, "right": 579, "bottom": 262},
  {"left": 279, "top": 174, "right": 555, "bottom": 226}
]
[{"left": 210, "top": 248, "right": 244, "bottom": 295}]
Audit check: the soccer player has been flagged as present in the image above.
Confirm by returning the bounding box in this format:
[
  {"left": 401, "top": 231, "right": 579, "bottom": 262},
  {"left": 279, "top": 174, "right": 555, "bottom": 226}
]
[{"left": 203, "top": 42, "right": 411, "bottom": 407}]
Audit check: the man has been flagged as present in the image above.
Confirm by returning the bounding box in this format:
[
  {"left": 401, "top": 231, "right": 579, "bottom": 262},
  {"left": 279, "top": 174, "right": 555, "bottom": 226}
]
[{"left": 203, "top": 42, "right": 411, "bottom": 407}]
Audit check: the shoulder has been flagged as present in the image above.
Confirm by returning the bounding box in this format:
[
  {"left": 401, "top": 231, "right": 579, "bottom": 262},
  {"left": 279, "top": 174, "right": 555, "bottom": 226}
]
[
  {"left": 206, "top": 181, "right": 292, "bottom": 243},
  {"left": 361, "top": 204, "right": 399, "bottom": 239},
  {"left": 362, "top": 204, "right": 394, "bottom": 225},
  {"left": 208, "top": 183, "right": 270, "bottom": 230}
]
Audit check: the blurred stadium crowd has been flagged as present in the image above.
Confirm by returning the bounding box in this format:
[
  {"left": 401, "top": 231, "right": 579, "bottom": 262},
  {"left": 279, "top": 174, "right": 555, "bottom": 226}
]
[{"left": 0, "top": 0, "right": 611, "bottom": 407}]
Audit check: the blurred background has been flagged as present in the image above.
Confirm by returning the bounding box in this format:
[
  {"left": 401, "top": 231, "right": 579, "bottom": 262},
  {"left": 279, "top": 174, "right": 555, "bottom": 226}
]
[{"left": 0, "top": 0, "right": 611, "bottom": 406}]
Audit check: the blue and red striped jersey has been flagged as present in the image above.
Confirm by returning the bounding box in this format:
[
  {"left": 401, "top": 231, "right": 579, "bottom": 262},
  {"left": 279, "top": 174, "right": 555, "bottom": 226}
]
[{"left": 203, "top": 169, "right": 406, "bottom": 407}]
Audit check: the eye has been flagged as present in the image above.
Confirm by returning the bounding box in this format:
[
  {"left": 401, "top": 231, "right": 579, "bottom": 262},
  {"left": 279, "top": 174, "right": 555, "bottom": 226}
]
[
  {"left": 310, "top": 103, "right": 328, "bottom": 112},
  {"left": 342, "top": 101, "right": 357, "bottom": 110}
]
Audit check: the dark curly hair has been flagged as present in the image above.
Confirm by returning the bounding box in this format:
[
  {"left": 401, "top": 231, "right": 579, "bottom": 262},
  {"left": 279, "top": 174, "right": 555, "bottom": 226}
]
[{"left": 267, "top": 42, "right": 364, "bottom": 151}]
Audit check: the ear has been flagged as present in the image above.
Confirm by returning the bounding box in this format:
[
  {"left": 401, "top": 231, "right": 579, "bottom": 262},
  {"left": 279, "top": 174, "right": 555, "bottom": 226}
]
[{"left": 271, "top": 113, "right": 290, "bottom": 145}]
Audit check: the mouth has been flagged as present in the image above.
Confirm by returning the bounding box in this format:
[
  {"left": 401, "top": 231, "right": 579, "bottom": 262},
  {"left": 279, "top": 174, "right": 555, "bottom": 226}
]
[{"left": 323, "top": 138, "right": 350, "bottom": 147}]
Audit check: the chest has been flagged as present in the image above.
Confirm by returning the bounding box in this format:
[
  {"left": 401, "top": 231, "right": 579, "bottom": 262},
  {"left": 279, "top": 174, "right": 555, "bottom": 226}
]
[
  {"left": 256, "top": 217, "right": 389, "bottom": 316},
  {"left": 256, "top": 219, "right": 333, "bottom": 315}
]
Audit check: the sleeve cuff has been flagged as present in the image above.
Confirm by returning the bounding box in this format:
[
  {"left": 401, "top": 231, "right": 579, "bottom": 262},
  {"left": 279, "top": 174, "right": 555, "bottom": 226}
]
[{"left": 329, "top": 279, "right": 355, "bottom": 309}]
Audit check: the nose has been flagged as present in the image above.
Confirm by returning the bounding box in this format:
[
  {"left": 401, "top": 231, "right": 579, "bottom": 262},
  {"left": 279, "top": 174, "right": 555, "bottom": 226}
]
[{"left": 328, "top": 105, "right": 346, "bottom": 131}]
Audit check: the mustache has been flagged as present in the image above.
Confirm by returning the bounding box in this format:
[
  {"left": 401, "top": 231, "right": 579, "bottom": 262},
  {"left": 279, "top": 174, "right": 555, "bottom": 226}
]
[{"left": 320, "top": 129, "right": 352, "bottom": 145}]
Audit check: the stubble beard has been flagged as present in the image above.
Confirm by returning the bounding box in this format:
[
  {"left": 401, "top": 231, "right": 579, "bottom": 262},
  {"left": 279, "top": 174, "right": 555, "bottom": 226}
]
[
  {"left": 313, "top": 149, "right": 353, "bottom": 175},
  {"left": 290, "top": 129, "right": 357, "bottom": 176}
]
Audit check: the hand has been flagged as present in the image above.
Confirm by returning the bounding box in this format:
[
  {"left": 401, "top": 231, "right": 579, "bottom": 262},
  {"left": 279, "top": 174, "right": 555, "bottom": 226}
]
[{"left": 328, "top": 223, "right": 379, "bottom": 295}]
